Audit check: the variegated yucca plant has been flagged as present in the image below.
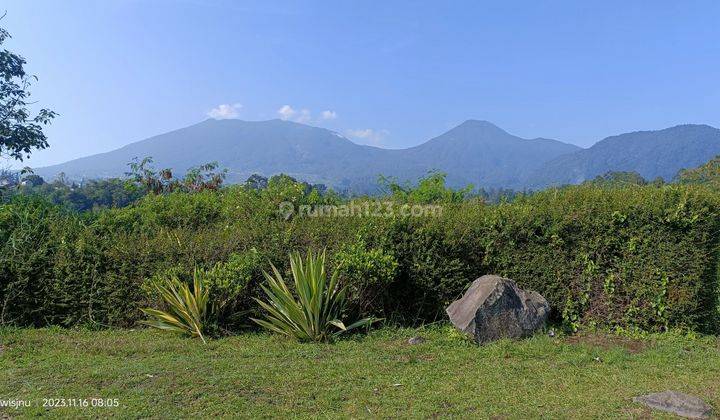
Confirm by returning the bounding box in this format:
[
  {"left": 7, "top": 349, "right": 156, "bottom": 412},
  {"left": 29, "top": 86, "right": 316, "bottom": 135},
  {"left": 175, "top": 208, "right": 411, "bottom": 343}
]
[
  {"left": 252, "top": 250, "right": 379, "bottom": 342},
  {"left": 142, "top": 268, "right": 211, "bottom": 343}
]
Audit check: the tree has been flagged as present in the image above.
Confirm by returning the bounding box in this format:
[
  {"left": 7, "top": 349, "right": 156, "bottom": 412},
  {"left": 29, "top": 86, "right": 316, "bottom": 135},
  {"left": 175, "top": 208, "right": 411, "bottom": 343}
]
[
  {"left": 378, "top": 172, "right": 473, "bottom": 204},
  {"left": 245, "top": 174, "right": 268, "bottom": 190},
  {"left": 7, "top": 176, "right": 145, "bottom": 211},
  {"left": 0, "top": 15, "right": 57, "bottom": 161},
  {"left": 264, "top": 174, "right": 307, "bottom": 204},
  {"left": 20, "top": 173, "right": 44, "bottom": 187},
  {"left": 125, "top": 157, "right": 227, "bottom": 194},
  {"left": 584, "top": 171, "right": 647, "bottom": 188},
  {"left": 0, "top": 166, "right": 18, "bottom": 187},
  {"left": 181, "top": 162, "right": 227, "bottom": 192},
  {"left": 676, "top": 155, "right": 720, "bottom": 190}
]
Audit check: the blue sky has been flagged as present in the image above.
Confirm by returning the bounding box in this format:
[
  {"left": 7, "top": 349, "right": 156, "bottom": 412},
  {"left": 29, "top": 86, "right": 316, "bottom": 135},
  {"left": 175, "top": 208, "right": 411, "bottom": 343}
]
[{"left": 4, "top": 0, "right": 720, "bottom": 168}]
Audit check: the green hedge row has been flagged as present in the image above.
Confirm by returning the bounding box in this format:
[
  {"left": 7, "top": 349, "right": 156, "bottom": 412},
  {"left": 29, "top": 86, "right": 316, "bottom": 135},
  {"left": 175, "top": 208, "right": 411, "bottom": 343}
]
[{"left": 1, "top": 184, "right": 719, "bottom": 333}]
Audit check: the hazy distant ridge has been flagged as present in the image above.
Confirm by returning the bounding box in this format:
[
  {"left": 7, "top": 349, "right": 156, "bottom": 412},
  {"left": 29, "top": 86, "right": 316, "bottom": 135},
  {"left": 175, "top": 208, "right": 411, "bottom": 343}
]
[{"left": 35, "top": 119, "right": 720, "bottom": 192}]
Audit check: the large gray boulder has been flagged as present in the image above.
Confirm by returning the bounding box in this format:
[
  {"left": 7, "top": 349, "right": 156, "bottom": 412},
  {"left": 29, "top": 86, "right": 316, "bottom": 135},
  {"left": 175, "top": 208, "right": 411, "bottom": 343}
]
[
  {"left": 633, "top": 391, "right": 713, "bottom": 418},
  {"left": 446, "top": 275, "right": 550, "bottom": 344}
]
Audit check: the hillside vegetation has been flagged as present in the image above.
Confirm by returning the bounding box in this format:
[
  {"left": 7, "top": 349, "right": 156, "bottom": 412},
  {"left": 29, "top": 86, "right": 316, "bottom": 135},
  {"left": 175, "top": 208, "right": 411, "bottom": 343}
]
[{"left": 531, "top": 124, "right": 720, "bottom": 188}]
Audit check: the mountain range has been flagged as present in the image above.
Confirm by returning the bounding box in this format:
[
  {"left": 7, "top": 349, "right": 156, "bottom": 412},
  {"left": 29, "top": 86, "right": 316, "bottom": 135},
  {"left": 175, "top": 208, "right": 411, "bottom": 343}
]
[{"left": 35, "top": 119, "right": 720, "bottom": 193}]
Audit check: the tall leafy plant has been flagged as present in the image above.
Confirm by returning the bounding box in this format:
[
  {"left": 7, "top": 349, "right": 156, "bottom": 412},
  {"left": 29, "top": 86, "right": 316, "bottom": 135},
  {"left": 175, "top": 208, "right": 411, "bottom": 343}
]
[
  {"left": 141, "top": 269, "right": 211, "bottom": 343},
  {"left": 252, "top": 250, "right": 378, "bottom": 342},
  {"left": 0, "top": 17, "right": 57, "bottom": 161}
]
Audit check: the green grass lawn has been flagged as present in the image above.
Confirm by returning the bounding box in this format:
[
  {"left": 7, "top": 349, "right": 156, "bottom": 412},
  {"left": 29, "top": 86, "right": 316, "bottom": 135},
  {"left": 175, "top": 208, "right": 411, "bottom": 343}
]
[{"left": 1, "top": 326, "right": 718, "bottom": 419}]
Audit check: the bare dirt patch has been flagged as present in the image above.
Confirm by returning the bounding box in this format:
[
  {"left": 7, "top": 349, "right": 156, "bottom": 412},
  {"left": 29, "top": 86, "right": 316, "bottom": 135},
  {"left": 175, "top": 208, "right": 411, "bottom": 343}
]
[{"left": 564, "top": 333, "right": 648, "bottom": 354}]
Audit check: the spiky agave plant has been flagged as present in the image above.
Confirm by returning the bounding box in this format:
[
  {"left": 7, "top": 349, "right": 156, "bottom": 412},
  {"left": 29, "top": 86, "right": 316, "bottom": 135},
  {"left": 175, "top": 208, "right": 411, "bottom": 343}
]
[
  {"left": 252, "top": 250, "right": 378, "bottom": 342},
  {"left": 142, "top": 268, "right": 211, "bottom": 343}
]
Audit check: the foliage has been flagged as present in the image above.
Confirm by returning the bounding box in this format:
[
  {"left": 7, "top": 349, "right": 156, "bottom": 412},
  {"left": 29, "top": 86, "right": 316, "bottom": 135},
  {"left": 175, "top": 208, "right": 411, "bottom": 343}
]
[
  {"left": 676, "top": 155, "right": 720, "bottom": 190},
  {"left": 0, "top": 18, "right": 57, "bottom": 160},
  {"left": 1, "top": 166, "right": 337, "bottom": 212},
  {"left": 203, "top": 249, "right": 262, "bottom": 327},
  {"left": 263, "top": 174, "right": 308, "bottom": 204},
  {"left": 0, "top": 167, "right": 19, "bottom": 187},
  {"left": 21, "top": 173, "right": 45, "bottom": 187},
  {"left": 334, "top": 240, "right": 398, "bottom": 317},
  {"left": 379, "top": 171, "right": 473, "bottom": 203},
  {"left": 476, "top": 187, "right": 522, "bottom": 203},
  {"left": 584, "top": 171, "right": 648, "bottom": 188},
  {"left": 182, "top": 162, "right": 229, "bottom": 192},
  {"left": 3, "top": 176, "right": 145, "bottom": 210},
  {"left": 1, "top": 176, "right": 720, "bottom": 334},
  {"left": 125, "top": 157, "right": 227, "bottom": 194},
  {"left": 252, "top": 250, "right": 378, "bottom": 342},
  {"left": 244, "top": 173, "right": 268, "bottom": 190},
  {"left": 0, "top": 196, "right": 97, "bottom": 327},
  {"left": 141, "top": 250, "right": 260, "bottom": 334},
  {"left": 382, "top": 212, "right": 477, "bottom": 322},
  {"left": 243, "top": 173, "right": 333, "bottom": 197},
  {"left": 141, "top": 268, "right": 211, "bottom": 343},
  {"left": 482, "top": 186, "right": 720, "bottom": 333}
]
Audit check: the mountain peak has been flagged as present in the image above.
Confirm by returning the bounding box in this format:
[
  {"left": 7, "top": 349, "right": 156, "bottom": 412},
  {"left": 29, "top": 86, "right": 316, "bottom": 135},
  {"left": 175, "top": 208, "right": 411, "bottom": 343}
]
[
  {"left": 458, "top": 119, "right": 502, "bottom": 129},
  {"left": 32, "top": 119, "right": 720, "bottom": 193},
  {"left": 435, "top": 119, "right": 513, "bottom": 141},
  {"left": 661, "top": 123, "right": 717, "bottom": 132}
]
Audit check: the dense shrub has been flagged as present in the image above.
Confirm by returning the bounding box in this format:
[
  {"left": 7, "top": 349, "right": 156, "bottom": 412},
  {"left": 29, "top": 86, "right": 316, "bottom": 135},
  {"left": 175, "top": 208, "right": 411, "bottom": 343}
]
[
  {"left": 381, "top": 213, "right": 479, "bottom": 322},
  {"left": 0, "top": 196, "right": 98, "bottom": 326},
  {"left": 203, "top": 249, "right": 262, "bottom": 328},
  {"left": 481, "top": 186, "right": 720, "bottom": 333},
  {"left": 1, "top": 183, "right": 719, "bottom": 333},
  {"left": 334, "top": 239, "right": 398, "bottom": 318}
]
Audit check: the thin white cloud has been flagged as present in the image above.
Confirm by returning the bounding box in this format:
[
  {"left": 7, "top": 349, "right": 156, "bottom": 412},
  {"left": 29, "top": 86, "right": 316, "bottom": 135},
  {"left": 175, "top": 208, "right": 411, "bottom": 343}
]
[
  {"left": 207, "top": 103, "right": 242, "bottom": 119},
  {"left": 321, "top": 110, "right": 337, "bottom": 120},
  {"left": 277, "top": 104, "right": 296, "bottom": 120},
  {"left": 296, "top": 109, "right": 312, "bottom": 124},
  {"left": 345, "top": 128, "right": 390, "bottom": 146},
  {"left": 278, "top": 105, "right": 337, "bottom": 124}
]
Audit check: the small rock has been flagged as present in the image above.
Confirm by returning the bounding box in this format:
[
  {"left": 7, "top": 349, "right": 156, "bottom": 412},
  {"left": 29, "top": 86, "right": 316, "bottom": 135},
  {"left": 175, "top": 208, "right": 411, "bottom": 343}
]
[
  {"left": 633, "top": 390, "right": 713, "bottom": 419},
  {"left": 446, "top": 275, "right": 550, "bottom": 345},
  {"left": 407, "top": 336, "right": 426, "bottom": 345},
  {"left": 548, "top": 329, "right": 556, "bottom": 337}
]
